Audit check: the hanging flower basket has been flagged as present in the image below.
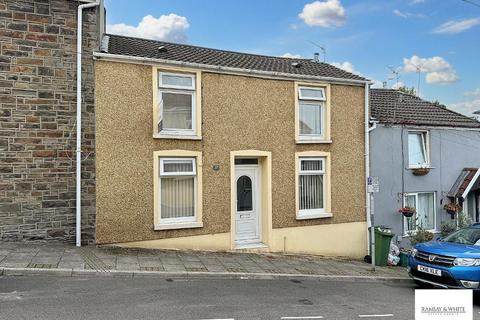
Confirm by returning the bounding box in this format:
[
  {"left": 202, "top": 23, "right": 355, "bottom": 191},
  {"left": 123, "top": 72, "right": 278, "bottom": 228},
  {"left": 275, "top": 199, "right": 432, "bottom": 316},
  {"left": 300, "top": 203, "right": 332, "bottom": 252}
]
[
  {"left": 412, "top": 167, "right": 430, "bottom": 176},
  {"left": 399, "top": 207, "right": 416, "bottom": 218},
  {"left": 444, "top": 203, "right": 461, "bottom": 220}
]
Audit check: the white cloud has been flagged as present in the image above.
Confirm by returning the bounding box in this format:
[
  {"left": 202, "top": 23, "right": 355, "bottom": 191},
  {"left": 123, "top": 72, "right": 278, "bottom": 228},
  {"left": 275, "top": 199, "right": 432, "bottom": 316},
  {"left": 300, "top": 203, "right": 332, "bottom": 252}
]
[
  {"left": 402, "top": 55, "right": 458, "bottom": 84},
  {"left": 465, "top": 88, "right": 480, "bottom": 97},
  {"left": 393, "top": 9, "right": 426, "bottom": 18},
  {"left": 393, "top": 9, "right": 408, "bottom": 18},
  {"left": 392, "top": 81, "right": 406, "bottom": 89},
  {"left": 433, "top": 18, "right": 480, "bottom": 34},
  {"left": 331, "top": 61, "right": 358, "bottom": 74},
  {"left": 450, "top": 99, "right": 480, "bottom": 117},
  {"left": 281, "top": 53, "right": 303, "bottom": 59},
  {"left": 370, "top": 79, "right": 385, "bottom": 88},
  {"left": 107, "top": 14, "right": 190, "bottom": 42},
  {"left": 299, "top": 0, "right": 346, "bottom": 28},
  {"left": 410, "top": 0, "right": 425, "bottom": 4}
]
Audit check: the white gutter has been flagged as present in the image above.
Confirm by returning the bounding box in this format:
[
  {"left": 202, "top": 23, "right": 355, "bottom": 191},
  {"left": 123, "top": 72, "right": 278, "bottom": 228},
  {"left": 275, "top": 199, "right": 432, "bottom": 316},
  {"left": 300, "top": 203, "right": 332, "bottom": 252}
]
[
  {"left": 374, "top": 123, "right": 480, "bottom": 132},
  {"left": 93, "top": 52, "right": 372, "bottom": 86},
  {"left": 76, "top": 0, "right": 100, "bottom": 247}
]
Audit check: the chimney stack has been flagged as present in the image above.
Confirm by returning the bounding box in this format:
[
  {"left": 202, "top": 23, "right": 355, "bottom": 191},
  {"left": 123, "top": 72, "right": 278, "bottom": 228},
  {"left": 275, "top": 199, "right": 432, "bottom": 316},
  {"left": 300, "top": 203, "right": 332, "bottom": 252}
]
[{"left": 313, "top": 52, "right": 320, "bottom": 62}]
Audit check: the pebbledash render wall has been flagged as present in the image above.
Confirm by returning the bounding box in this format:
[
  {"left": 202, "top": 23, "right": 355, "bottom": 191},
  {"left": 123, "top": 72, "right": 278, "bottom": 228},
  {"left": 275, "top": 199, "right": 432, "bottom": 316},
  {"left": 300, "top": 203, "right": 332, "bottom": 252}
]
[
  {"left": 0, "top": 0, "right": 101, "bottom": 242},
  {"left": 95, "top": 60, "right": 367, "bottom": 257}
]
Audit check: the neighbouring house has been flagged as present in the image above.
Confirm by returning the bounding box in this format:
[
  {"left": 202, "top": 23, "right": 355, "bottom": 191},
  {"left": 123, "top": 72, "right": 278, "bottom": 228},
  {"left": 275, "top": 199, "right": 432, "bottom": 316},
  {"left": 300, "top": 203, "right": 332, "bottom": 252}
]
[
  {"left": 370, "top": 89, "right": 480, "bottom": 245},
  {"left": 0, "top": 0, "right": 104, "bottom": 242},
  {"left": 93, "top": 34, "right": 370, "bottom": 257}
]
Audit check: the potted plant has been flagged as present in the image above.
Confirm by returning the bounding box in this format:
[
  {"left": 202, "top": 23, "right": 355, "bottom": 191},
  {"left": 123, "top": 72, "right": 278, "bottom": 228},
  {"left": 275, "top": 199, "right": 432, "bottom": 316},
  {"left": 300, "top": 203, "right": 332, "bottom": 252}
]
[
  {"left": 443, "top": 203, "right": 462, "bottom": 219},
  {"left": 410, "top": 225, "right": 434, "bottom": 246},
  {"left": 412, "top": 167, "right": 430, "bottom": 176},
  {"left": 399, "top": 207, "right": 416, "bottom": 218}
]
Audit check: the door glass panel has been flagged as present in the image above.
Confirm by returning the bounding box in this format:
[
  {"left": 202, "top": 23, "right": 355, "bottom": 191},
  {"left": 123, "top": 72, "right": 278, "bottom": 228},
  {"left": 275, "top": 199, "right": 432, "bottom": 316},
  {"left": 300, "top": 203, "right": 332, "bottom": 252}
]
[
  {"left": 234, "top": 158, "right": 258, "bottom": 165},
  {"left": 237, "top": 175, "right": 253, "bottom": 212}
]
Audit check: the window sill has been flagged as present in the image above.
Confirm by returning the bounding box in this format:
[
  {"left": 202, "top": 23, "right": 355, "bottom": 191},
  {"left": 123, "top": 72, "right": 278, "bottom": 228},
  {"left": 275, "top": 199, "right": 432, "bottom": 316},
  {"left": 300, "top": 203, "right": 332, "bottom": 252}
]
[
  {"left": 296, "top": 212, "right": 333, "bottom": 220},
  {"left": 296, "top": 139, "right": 332, "bottom": 144},
  {"left": 154, "top": 221, "right": 203, "bottom": 231},
  {"left": 153, "top": 134, "right": 202, "bottom": 140}
]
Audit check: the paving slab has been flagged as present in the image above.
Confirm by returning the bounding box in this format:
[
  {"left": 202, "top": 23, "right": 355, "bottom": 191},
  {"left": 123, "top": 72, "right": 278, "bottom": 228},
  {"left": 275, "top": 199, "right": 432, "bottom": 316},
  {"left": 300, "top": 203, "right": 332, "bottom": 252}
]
[{"left": 0, "top": 241, "right": 410, "bottom": 282}]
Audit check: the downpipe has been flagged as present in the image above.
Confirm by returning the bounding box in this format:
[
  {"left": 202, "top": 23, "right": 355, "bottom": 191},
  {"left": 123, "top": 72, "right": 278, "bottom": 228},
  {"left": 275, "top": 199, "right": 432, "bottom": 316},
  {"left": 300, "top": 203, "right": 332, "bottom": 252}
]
[
  {"left": 76, "top": 0, "right": 100, "bottom": 247},
  {"left": 364, "top": 83, "right": 375, "bottom": 269}
]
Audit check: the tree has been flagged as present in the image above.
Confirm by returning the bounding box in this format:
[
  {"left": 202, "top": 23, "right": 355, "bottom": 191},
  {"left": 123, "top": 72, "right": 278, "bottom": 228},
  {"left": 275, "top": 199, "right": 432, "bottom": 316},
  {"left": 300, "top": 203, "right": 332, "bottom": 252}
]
[{"left": 397, "top": 86, "right": 417, "bottom": 96}]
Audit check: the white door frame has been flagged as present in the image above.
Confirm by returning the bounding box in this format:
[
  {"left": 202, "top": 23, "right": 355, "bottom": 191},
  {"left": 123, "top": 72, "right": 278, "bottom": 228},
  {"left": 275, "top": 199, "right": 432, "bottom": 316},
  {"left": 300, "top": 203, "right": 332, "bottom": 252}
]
[{"left": 234, "top": 164, "right": 261, "bottom": 246}]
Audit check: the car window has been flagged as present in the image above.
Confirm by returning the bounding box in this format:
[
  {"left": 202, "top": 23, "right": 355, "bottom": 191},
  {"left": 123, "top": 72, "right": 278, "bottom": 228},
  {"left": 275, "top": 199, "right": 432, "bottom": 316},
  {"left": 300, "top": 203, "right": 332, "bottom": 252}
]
[{"left": 444, "top": 228, "right": 480, "bottom": 245}]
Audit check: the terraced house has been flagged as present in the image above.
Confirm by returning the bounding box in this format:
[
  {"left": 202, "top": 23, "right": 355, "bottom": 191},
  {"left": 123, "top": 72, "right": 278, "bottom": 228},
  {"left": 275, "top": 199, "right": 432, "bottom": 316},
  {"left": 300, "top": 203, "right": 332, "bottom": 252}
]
[
  {"left": 370, "top": 89, "right": 480, "bottom": 246},
  {"left": 93, "top": 34, "right": 371, "bottom": 257}
]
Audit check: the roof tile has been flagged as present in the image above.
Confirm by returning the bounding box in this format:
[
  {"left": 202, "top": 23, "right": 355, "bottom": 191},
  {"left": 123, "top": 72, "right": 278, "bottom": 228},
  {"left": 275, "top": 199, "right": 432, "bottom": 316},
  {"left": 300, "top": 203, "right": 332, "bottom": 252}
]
[
  {"left": 370, "top": 89, "right": 480, "bottom": 129},
  {"left": 102, "top": 34, "right": 368, "bottom": 82}
]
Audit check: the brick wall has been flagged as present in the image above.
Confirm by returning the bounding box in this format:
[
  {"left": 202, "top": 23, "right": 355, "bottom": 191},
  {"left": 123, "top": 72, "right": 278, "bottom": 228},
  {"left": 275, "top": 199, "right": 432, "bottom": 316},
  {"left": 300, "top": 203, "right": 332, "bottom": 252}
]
[{"left": 0, "top": 0, "right": 100, "bottom": 243}]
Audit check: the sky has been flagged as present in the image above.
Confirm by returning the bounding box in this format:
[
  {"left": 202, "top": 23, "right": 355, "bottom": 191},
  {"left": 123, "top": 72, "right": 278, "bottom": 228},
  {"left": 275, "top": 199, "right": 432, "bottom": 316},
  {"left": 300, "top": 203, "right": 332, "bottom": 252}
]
[{"left": 104, "top": 0, "right": 480, "bottom": 117}]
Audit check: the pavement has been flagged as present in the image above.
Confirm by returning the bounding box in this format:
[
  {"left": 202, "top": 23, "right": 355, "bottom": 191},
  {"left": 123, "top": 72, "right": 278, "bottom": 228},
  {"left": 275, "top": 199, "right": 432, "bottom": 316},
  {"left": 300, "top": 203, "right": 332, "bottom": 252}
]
[
  {"left": 0, "top": 275, "right": 420, "bottom": 320},
  {"left": 0, "top": 241, "right": 409, "bottom": 281}
]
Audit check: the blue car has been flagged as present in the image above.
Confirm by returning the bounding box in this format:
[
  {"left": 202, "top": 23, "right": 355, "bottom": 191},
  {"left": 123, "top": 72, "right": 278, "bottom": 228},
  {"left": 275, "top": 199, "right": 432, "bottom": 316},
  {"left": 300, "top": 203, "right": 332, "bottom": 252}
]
[{"left": 408, "top": 224, "right": 480, "bottom": 289}]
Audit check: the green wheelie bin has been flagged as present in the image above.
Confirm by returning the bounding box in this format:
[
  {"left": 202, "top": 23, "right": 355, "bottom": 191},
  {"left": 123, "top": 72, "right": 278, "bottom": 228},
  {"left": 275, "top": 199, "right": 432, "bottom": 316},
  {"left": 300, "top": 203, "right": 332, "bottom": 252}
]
[{"left": 371, "top": 226, "right": 395, "bottom": 266}]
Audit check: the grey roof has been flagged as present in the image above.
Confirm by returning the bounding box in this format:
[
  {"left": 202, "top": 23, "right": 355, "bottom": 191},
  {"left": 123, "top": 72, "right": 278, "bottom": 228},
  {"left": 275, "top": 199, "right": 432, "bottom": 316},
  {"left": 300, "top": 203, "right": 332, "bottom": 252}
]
[
  {"left": 370, "top": 89, "right": 480, "bottom": 129},
  {"left": 101, "top": 34, "right": 368, "bottom": 82}
]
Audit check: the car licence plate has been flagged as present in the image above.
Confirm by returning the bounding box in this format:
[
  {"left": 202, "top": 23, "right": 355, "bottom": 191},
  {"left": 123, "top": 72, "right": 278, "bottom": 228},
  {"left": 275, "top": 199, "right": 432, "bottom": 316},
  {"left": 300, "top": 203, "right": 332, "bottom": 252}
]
[{"left": 418, "top": 265, "right": 442, "bottom": 276}]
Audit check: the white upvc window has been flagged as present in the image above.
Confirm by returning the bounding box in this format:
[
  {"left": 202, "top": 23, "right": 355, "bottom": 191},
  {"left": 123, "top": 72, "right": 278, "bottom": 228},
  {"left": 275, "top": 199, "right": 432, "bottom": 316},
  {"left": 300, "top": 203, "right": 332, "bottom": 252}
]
[
  {"left": 298, "top": 86, "right": 326, "bottom": 140},
  {"left": 408, "top": 131, "right": 430, "bottom": 168},
  {"left": 298, "top": 157, "right": 326, "bottom": 217},
  {"left": 158, "top": 157, "right": 197, "bottom": 225},
  {"left": 403, "top": 192, "right": 436, "bottom": 234},
  {"left": 157, "top": 72, "right": 196, "bottom": 136}
]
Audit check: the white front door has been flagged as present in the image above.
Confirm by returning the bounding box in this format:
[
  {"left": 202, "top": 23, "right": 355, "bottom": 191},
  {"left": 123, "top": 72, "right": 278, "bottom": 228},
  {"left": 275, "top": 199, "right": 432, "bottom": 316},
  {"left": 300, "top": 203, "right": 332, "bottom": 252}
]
[{"left": 235, "top": 165, "right": 261, "bottom": 245}]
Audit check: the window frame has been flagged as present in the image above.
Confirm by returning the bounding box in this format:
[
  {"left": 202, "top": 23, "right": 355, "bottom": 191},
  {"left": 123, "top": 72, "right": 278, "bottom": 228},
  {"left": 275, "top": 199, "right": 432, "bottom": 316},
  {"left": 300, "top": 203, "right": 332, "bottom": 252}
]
[
  {"left": 153, "top": 151, "right": 203, "bottom": 230},
  {"left": 407, "top": 130, "right": 430, "bottom": 169},
  {"left": 295, "top": 152, "right": 332, "bottom": 220},
  {"left": 152, "top": 67, "right": 202, "bottom": 140},
  {"left": 159, "top": 72, "right": 196, "bottom": 90},
  {"left": 295, "top": 82, "right": 331, "bottom": 144},
  {"left": 298, "top": 100, "right": 325, "bottom": 139},
  {"left": 157, "top": 89, "right": 196, "bottom": 134},
  {"left": 298, "top": 86, "right": 326, "bottom": 101},
  {"left": 403, "top": 191, "right": 436, "bottom": 235}
]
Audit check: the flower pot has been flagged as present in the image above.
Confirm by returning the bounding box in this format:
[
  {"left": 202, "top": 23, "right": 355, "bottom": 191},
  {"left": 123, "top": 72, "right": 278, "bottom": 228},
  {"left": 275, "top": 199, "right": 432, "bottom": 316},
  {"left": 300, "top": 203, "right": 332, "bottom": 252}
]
[
  {"left": 402, "top": 211, "right": 414, "bottom": 218},
  {"left": 412, "top": 168, "right": 430, "bottom": 176},
  {"left": 447, "top": 210, "right": 456, "bottom": 219}
]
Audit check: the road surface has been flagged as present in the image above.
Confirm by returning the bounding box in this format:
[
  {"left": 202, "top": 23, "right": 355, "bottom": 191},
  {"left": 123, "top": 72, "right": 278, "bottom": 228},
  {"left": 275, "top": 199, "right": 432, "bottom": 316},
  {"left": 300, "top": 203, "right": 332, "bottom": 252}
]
[{"left": 0, "top": 275, "right": 478, "bottom": 319}]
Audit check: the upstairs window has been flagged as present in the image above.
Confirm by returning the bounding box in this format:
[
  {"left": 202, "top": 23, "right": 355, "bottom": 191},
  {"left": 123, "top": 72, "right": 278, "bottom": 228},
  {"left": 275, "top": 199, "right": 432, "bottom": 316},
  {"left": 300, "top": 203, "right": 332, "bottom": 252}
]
[
  {"left": 157, "top": 72, "right": 196, "bottom": 136},
  {"left": 298, "top": 86, "right": 326, "bottom": 140},
  {"left": 408, "top": 131, "right": 430, "bottom": 168}
]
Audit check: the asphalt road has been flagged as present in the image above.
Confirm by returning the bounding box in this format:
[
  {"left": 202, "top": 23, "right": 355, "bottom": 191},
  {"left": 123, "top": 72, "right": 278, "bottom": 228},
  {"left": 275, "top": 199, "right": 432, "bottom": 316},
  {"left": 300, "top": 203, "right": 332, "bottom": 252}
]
[{"left": 0, "top": 275, "right": 477, "bottom": 320}]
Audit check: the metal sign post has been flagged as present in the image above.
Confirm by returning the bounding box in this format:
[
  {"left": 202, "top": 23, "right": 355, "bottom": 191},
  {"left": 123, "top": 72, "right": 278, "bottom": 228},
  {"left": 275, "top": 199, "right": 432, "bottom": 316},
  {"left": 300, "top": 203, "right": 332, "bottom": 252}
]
[{"left": 368, "top": 177, "right": 379, "bottom": 271}]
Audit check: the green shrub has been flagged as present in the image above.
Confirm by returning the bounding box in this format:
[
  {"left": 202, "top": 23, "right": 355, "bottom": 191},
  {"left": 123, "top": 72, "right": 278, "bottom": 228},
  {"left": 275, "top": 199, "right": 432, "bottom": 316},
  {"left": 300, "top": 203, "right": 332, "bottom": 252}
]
[
  {"left": 410, "top": 225, "right": 434, "bottom": 246},
  {"left": 440, "top": 212, "right": 472, "bottom": 237}
]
